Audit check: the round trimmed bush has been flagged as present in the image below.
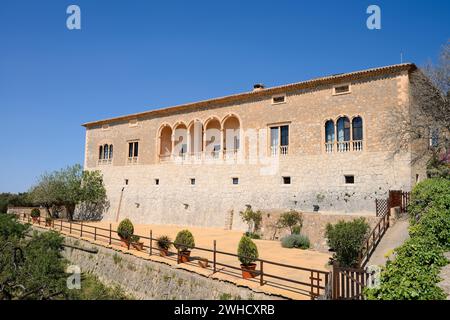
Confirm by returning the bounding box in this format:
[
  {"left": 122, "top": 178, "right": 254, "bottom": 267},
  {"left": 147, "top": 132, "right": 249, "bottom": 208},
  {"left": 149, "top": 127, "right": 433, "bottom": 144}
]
[
  {"left": 237, "top": 236, "right": 259, "bottom": 266},
  {"left": 30, "top": 208, "right": 41, "bottom": 218},
  {"left": 117, "top": 218, "right": 134, "bottom": 240},
  {"left": 281, "top": 234, "right": 310, "bottom": 249},
  {"left": 174, "top": 230, "right": 195, "bottom": 252}
]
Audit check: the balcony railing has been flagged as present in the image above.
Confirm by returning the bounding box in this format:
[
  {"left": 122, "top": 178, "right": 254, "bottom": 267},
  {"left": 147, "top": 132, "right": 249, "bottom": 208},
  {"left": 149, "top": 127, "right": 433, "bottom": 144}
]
[
  {"left": 97, "top": 159, "right": 112, "bottom": 165},
  {"left": 271, "top": 145, "right": 289, "bottom": 156},
  {"left": 127, "top": 156, "right": 139, "bottom": 165},
  {"left": 158, "top": 150, "right": 241, "bottom": 163},
  {"left": 325, "top": 140, "right": 363, "bottom": 153}
]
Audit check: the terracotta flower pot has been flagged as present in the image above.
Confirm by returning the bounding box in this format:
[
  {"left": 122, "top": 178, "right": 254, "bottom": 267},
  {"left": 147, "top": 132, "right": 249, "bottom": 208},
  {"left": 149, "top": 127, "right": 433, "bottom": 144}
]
[
  {"left": 119, "top": 236, "right": 130, "bottom": 249},
  {"left": 241, "top": 263, "right": 257, "bottom": 279},
  {"left": 159, "top": 249, "right": 169, "bottom": 257},
  {"left": 132, "top": 241, "right": 144, "bottom": 251},
  {"left": 198, "top": 259, "right": 209, "bottom": 268},
  {"left": 178, "top": 250, "right": 191, "bottom": 263}
]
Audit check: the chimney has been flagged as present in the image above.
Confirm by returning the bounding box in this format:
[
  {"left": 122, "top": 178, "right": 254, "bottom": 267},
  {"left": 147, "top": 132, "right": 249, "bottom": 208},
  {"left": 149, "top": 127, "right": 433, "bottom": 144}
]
[{"left": 253, "top": 83, "right": 265, "bottom": 92}]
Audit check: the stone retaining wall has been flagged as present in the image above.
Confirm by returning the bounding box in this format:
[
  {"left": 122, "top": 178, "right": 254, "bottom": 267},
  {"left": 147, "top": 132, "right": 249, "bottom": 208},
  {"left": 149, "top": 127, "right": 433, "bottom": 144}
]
[{"left": 61, "top": 235, "right": 280, "bottom": 300}]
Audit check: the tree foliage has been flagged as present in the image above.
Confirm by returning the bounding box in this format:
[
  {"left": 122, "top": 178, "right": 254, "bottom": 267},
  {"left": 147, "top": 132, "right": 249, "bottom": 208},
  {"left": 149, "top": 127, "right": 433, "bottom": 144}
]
[
  {"left": 325, "top": 218, "right": 370, "bottom": 267},
  {"left": 237, "top": 236, "right": 259, "bottom": 266},
  {"left": 366, "top": 178, "right": 450, "bottom": 300},
  {"left": 277, "top": 210, "right": 303, "bottom": 234},
  {"left": 239, "top": 205, "right": 262, "bottom": 235},
  {"left": 28, "top": 164, "right": 107, "bottom": 221}
]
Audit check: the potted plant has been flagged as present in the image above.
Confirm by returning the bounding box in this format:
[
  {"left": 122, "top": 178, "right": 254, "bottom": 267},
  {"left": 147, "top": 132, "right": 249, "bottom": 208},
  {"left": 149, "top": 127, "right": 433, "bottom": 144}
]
[
  {"left": 117, "top": 218, "right": 134, "bottom": 249},
  {"left": 45, "top": 216, "right": 53, "bottom": 227},
  {"left": 131, "top": 235, "right": 144, "bottom": 251},
  {"left": 156, "top": 235, "right": 172, "bottom": 257},
  {"left": 237, "top": 236, "right": 259, "bottom": 279},
  {"left": 30, "top": 208, "right": 40, "bottom": 223},
  {"left": 174, "top": 229, "right": 195, "bottom": 263}
]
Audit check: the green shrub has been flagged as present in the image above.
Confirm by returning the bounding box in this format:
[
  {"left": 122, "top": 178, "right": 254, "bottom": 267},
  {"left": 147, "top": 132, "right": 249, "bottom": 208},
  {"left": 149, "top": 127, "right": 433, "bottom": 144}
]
[
  {"left": 130, "top": 235, "right": 140, "bottom": 243},
  {"left": 281, "top": 234, "right": 310, "bottom": 249},
  {"left": 174, "top": 230, "right": 195, "bottom": 252},
  {"left": 325, "top": 218, "right": 370, "bottom": 267},
  {"left": 409, "top": 206, "right": 450, "bottom": 249},
  {"left": 117, "top": 219, "right": 134, "bottom": 240},
  {"left": 237, "top": 236, "right": 258, "bottom": 266},
  {"left": 278, "top": 210, "right": 303, "bottom": 234},
  {"left": 292, "top": 225, "right": 302, "bottom": 235},
  {"left": 244, "top": 232, "right": 261, "bottom": 239},
  {"left": 30, "top": 208, "right": 41, "bottom": 218},
  {"left": 156, "top": 235, "right": 172, "bottom": 251},
  {"left": 408, "top": 178, "right": 450, "bottom": 223},
  {"left": 239, "top": 205, "right": 262, "bottom": 234},
  {"left": 365, "top": 236, "right": 448, "bottom": 300}
]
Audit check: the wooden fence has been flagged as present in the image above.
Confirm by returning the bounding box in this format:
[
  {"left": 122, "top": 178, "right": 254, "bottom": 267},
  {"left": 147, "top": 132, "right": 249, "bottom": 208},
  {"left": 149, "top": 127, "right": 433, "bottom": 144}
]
[
  {"left": 15, "top": 213, "right": 330, "bottom": 300},
  {"left": 332, "top": 264, "right": 372, "bottom": 300}
]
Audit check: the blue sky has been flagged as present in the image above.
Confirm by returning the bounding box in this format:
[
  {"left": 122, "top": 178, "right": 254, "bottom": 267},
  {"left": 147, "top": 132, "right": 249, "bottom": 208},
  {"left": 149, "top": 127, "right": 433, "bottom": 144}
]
[{"left": 0, "top": 0, "right": 449, "bottom": 192}]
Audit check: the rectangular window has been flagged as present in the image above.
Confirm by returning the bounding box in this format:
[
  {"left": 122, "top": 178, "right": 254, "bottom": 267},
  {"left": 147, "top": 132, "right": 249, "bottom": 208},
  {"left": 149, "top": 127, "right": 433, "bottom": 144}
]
[
  {"left": 125, "top": 179, "right": 129, "bottom": 185},
  {"left": 128, "top": 142, "right": 139, "bottom": 157},
  {"left": 345, "top": 175, "right": 355, "bottom": 184},
  {"left": 272, "top": 95, "right": 286, "bottom": 104},
  {"left": 232, "top": 177, "right": 239, "bottom": 185},
  {"left": 282, "top": 176, "right": 291, "bottom": 185},
  {"left": 270, "top": 125, "right": 289, "bottom": 155},
  {"left": 333, "top": 84, "right": 351, "bottom": 95},
  {"left": 155, "top": 179, "right": 159, "bottom": 185},
  {"left": 190, "top": 178, "right": 196, "bottom": 185}
]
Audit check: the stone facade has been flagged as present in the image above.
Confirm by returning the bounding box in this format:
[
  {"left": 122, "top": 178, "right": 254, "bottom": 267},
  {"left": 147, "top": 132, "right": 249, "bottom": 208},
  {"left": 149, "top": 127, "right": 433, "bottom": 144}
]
[{"left": 82, "top": 64, "right": 427, "bottom": 230}]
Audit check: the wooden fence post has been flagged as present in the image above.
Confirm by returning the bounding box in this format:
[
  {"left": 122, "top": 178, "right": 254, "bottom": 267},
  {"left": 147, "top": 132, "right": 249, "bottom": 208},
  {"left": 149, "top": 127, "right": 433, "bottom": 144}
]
[
  {"left": 109, "top": 223, "right": 112, "bottom": 245},
  {"left": 69, "top": 221, "right": 72, "bottom": 234},
  {"left": 149, "top": 230, "right": 152, "bottom": 256},
  {"left": 260, "top": 261, "right": 264, "bottom": 286},
  {"left": 80, "top": 221, "right": 83, "bottom": 237},
  {"left": 94, "top": 227, "right": 97, "bottom": 241},
  {"left": 213, "top": 240, "right": 217, "bottom": 273},
  {"left": 60, "top": 219, "right": 63, "bottom": 231}
]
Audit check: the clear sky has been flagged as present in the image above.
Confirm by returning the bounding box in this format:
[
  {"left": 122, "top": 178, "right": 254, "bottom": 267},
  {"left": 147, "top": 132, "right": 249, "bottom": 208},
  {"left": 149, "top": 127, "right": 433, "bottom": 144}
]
[{"left": 0, "top": 0, "right": 449, "bottom": 193}]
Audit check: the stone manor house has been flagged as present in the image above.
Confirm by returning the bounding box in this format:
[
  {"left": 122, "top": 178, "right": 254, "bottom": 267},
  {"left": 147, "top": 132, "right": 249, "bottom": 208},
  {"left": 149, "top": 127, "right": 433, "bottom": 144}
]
[{"left": 82, "top": 63, "right": 429, "bottom": 230}]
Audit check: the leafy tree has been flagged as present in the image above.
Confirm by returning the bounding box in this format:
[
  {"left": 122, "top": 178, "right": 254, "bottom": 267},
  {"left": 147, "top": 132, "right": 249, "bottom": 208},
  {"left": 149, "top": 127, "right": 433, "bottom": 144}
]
[
  {"left": 237, "top": 236, "right": 258, "bottom": 266},
  {"left": 239, "top": 205, "right": 262, "bottom": 235},
  {"left": 325, "top": 218, "right": 370, "bottom": 267},
  {"left": 0, "top": 214, "right": 68, "bottom": 300},
  {"left": 29, "top": 165, "right": 107, "bottom": 221},
  {"left": 0, "top": 193, "right": 33, "bottom": 214},
  {"left": 277, "top": 210, "right": 303, "bottom": 234}
]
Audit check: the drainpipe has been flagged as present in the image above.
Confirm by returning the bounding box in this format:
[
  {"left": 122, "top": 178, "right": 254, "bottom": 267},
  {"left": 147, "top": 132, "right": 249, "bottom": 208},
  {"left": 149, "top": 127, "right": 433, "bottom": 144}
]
[{"left": 115, "top": 187, "right": 125, "bottom": 222}]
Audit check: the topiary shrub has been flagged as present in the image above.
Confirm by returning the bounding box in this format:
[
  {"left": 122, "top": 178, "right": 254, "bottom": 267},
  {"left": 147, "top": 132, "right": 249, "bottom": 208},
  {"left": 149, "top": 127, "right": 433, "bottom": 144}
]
[
  {"left": 117, "top": 218, "right": 134, "bottom": 241},
  {"left": 156, "top": 235, "right": 172, "bottom": 251},
  {"left": 325, "top": 217, "right": 370, "bottom": 267},
  {"left": 174, "top": 230, "right": 195, "bottom": 252},
  {"left": 277, "top": 210, "right": 303, "bottom": 234},
  {"left": 281, "top": 234, "right": 310, "bottom": 249},
  {"left": 237, "top": 236, "right": 259, "bottom": 266},
  {"left": 30, "top": 208, "right": 41, "bottom": 218}
]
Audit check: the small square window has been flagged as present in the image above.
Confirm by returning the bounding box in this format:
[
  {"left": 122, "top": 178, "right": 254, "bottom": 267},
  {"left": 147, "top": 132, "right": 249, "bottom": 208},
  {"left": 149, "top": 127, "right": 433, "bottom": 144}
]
[
  {"left": 190, "top": 178, "right": 196, "bottom": 185},
  {"left": 344, "top": 175, "right": 354, "bottom": 184},
  {"left": 282, "top": 176, "right": 291, "bottom": 185},
  {"left": 155, "top": 179, "right": 159, "bottom": 185},
  {"left": 232, "top": 177, "right": 239, "bottom": 185},
  {"left": 125, "top": 179, "right": 129, "bottom": 185},
  {"left": 333, "top": 84, "right": 351, "bottom": 95},
  {"left": 272, "top": 95, "right": 286, "bottom": 104},
  {"left": 129, "top": 119, "right": 138, "bottom": 127}
]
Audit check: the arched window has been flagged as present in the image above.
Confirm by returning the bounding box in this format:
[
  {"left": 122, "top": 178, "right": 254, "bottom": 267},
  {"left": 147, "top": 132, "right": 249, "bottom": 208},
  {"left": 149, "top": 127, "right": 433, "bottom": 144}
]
[
  {"left": 103, "top": 144, "right": 109, "bottom": 160},
  {"left": 99, "top": 146, "right": 103, "bottom": 159},
  {"left": 337, "top": 117, "right": 350, "bottom": 142},
  {"left": 325, "top": 120, "right": 335, "bottom": 143},
  {"left": 352, "top": 117, "right": 363, "bottom": 141},
  {"left": 109, "top": 144, "right": 113, "bottom": 159}
]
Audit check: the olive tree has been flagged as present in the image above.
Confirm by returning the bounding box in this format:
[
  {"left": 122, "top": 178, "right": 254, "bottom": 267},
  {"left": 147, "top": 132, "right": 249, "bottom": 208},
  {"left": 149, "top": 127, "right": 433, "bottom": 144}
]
[{"left": 29, "top": 164, "right": 107, "bottom": 221}]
